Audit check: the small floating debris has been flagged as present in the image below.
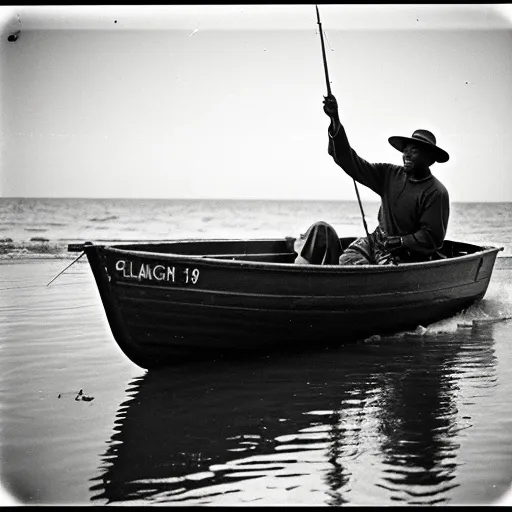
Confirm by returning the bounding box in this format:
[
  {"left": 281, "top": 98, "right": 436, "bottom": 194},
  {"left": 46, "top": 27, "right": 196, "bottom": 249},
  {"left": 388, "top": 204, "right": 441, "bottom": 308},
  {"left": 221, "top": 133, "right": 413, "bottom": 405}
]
[
  {"left": 457, "top": 317, "right": 511, "bottom": 329},
  {"left": 473, "top": 317, "right": 512, "bottom": 326},
  {"left": 75, "top": 389, "right": 95, "bottom": 402},
  {"left": 405, "top": 325, "right": 428, "bottom": 336}
]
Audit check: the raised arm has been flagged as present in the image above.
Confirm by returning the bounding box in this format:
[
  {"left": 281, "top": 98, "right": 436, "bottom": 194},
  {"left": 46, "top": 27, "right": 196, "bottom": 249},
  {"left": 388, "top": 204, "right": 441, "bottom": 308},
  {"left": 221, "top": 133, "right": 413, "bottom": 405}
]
[{"left": 323, "top": 95, "right": 386, "bottom": 195}]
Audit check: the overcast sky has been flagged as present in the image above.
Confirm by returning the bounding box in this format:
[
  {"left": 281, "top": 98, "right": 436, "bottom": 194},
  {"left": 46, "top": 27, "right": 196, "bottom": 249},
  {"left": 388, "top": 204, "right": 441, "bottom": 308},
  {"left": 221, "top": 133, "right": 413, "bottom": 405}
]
[{"left": 1, "top": 4, "right": 512, "bottom": 202}]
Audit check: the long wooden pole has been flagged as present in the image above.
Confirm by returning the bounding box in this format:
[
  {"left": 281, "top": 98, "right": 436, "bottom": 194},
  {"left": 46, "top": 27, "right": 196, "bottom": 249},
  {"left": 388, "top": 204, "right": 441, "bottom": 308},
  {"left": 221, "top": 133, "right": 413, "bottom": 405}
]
[
  {"left": 315, "top": 5, "right": 373, "bottom": 250},
  {"left": 316, "top": 5, "right": 331, "bottom": 96}
]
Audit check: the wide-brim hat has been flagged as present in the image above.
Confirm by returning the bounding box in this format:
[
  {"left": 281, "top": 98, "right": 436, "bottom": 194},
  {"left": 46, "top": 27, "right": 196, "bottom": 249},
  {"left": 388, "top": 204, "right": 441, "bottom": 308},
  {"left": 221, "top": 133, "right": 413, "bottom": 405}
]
[{"left": 388, "top": 129, "right": 449, "bottom": 163}]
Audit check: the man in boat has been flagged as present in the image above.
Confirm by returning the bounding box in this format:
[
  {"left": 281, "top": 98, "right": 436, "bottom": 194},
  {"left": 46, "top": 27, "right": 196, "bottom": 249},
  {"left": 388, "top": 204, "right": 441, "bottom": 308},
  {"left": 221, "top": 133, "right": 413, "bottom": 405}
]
[{"left": 294, "top": 94, "right": 450, "bottom": 265}]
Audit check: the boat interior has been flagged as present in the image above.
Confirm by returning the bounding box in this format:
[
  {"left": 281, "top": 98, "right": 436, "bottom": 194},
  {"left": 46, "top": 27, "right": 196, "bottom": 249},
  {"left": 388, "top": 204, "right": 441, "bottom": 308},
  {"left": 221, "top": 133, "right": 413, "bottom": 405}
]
[{"left": 74, "top": 238, "right": 490, "bottom": 264}]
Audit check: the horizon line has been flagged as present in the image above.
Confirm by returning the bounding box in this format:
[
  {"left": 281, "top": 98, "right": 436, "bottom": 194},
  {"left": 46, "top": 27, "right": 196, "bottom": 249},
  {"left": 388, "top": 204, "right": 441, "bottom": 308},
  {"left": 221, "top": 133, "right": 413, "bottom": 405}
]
[{"left": 1, "top": 196, "right": 511, "bottom": 205}]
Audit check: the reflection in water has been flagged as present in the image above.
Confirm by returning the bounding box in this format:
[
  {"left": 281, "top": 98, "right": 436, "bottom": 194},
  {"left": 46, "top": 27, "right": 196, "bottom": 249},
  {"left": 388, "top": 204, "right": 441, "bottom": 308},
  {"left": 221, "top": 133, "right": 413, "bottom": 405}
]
[
  {"left": 89, "top": 324, "right": 497, "bottom": 505},
  {"left": 374, "top": 350, "right": 460, "bottom": 505},
  {"left": 375, "top": 324, "right": 498, "bottom": 505}
]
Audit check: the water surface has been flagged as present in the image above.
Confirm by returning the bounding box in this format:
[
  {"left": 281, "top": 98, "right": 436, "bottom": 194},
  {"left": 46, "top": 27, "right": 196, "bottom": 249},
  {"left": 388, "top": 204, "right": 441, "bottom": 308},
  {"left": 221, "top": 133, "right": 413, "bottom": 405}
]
[
  {"left": 1, "top": 198, "right": 512, "bottom": 505},
  {"left": 1, "top": 258, "right": 512, "bottom": 505}
]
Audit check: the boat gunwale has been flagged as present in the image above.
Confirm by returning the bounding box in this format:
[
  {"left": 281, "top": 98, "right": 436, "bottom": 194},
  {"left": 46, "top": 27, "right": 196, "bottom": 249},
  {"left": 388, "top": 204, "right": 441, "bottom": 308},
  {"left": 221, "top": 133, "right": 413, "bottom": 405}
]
[{"left": 96, "top": 242, "right": 503, "bottom": 273}]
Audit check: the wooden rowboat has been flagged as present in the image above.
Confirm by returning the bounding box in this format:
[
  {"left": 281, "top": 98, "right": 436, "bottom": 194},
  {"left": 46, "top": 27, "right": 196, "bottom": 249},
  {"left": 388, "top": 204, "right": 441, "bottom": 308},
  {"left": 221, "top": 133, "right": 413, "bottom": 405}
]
[{"left": 68, "top": 237, "right": 502, "bottom": 369}]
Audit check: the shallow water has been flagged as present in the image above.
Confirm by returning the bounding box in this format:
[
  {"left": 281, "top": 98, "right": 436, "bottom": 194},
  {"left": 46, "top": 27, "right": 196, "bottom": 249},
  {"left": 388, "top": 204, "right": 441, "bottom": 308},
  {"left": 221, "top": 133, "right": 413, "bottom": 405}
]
[{"left": 1, "top": 258, "right": 512, "bottom": 505}]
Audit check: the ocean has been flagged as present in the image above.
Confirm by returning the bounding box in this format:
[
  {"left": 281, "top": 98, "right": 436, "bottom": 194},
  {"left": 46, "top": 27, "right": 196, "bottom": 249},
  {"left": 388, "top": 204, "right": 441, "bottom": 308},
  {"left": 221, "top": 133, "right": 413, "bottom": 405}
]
[
  {"left": 2, "top": 197, "right": 512, "bottom": 259},
  {"left": 1, "top": 197, "right": 512, "bottom": 505}
]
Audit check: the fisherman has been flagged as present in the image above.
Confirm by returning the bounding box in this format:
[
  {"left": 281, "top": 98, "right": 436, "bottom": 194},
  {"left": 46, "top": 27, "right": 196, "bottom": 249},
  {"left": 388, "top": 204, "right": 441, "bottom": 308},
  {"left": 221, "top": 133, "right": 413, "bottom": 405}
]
[{"left": 294, "top": 94, "right": 450, "bottom": 265}]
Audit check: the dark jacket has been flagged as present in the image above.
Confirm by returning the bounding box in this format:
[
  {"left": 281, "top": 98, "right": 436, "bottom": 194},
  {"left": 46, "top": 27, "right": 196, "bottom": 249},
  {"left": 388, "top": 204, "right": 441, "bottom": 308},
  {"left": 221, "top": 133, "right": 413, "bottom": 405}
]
[{"left": 328, "top": 125, "right": 449, "bottom": 256}]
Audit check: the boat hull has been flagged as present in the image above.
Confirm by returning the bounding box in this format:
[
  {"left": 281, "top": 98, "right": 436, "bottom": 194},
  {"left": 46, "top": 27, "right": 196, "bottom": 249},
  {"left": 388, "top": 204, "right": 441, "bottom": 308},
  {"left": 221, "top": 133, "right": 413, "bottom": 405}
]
[{"left": 77, "top": 238, "right": 501, "bottom": 368}]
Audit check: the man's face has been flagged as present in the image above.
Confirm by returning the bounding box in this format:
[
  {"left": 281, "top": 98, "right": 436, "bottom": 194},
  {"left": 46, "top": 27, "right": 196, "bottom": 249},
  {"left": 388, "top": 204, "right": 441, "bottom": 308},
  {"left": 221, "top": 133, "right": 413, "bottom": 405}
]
[{"left": 402, "top": 143, "right": 434, "bottom": 173}]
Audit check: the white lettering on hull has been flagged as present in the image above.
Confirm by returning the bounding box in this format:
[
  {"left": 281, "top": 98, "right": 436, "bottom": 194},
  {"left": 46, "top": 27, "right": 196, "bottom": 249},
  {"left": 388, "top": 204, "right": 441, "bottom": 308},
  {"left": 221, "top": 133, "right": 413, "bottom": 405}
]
[{"left": 115, "top": 260, "right": 199, "bottom": 284}]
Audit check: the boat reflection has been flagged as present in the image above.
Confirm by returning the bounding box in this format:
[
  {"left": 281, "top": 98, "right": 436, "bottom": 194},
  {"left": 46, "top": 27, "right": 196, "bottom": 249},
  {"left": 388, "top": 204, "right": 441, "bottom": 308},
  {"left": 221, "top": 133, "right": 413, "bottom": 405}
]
[{"left": 89, "top": 323, "right": 497, "bottom": 505}]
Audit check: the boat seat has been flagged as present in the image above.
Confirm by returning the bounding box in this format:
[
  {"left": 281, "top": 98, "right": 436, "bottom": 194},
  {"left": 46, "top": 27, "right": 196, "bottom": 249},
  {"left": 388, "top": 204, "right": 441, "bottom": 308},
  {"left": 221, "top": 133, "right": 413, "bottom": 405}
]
[{"left": 203, "top": 253, "right": 294, "bottom": 263}]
